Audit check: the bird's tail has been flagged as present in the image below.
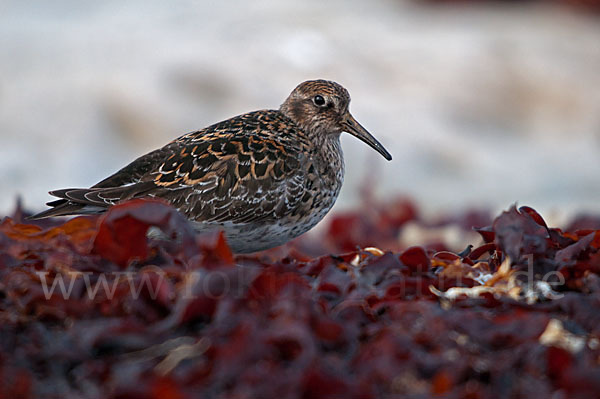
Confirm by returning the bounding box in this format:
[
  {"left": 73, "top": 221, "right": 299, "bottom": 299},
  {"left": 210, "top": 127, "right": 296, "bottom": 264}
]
[
  {"left": 27, "top": 183, "right": 155, "bottom": 220},
  {"left": 27, "top": 199, "right": 106, "bottom": 220}
]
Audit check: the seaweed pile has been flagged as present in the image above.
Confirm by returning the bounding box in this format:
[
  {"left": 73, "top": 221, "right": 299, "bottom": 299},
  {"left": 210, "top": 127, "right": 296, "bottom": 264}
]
[{"left": 1, "top": 198, "right": 599, "bottom": 398}]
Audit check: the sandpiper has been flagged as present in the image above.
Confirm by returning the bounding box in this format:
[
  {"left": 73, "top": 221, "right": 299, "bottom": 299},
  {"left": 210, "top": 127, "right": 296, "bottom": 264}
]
[{"left": 30, "top": 80, "right": 392, "bottom": 253}]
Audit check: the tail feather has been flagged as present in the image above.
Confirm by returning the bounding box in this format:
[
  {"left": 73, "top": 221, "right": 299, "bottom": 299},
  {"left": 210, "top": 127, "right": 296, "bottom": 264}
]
[
  {"left": 27, "top": 199, "right": 107, "bottom": 220},
  {"left": 27, "top": 182, "right": 157, "bottom": 220}
]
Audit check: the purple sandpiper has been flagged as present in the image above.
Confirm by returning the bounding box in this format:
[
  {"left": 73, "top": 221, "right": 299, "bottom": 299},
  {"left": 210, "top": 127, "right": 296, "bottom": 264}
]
[{"left": 29, "top": 80, "right": 392, "bottom": 253}]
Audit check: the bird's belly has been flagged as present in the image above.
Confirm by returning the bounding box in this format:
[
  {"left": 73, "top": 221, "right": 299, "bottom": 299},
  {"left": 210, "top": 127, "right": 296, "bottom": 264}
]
[
  {"left": 188, "top": 167, "right": 342, "bottom": 253},
  {"left": 190, "top": 205, "right": 332, "bottom": 253}
]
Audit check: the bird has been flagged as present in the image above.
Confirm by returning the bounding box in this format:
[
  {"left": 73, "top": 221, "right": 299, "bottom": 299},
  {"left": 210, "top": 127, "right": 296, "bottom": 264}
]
[{"left": 29, "top": 79, "right": 392, "bottom": 253}]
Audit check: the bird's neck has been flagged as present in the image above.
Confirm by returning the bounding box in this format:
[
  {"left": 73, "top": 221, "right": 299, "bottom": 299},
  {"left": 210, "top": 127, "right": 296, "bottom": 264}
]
[
  {"left": 314, "top": 132, "right": 345, "bottom": 188},
  {"left": 277, "top": 109, "right": 345, "bottom": 184}
]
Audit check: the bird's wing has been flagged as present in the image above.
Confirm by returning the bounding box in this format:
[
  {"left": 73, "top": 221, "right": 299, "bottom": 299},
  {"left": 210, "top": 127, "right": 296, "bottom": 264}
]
[
  {"left": 149, "top": 113, "right": 313, "bottom": 224},
  {"left": 91, "top": 145, "right": 179, "bottom": 189},
  {"left": 31, "top": 111, "right": 315, "bottom": 223}
]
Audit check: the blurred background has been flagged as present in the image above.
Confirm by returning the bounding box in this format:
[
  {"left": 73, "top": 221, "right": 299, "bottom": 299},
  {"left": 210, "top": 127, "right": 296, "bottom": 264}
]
[{"left": 1, "top": 0, "right": 600, "bottom": 223}]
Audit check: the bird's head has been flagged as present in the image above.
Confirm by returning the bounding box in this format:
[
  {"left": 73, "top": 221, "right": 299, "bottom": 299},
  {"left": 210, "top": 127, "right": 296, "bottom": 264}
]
[{"left": 280, "top": 79, "right": 392, "bottom": 161}]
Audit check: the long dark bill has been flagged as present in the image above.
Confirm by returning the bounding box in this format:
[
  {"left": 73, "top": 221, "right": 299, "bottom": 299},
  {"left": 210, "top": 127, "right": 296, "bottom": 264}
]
[{"left": 342, "top": 113, "right": 392, "bottom": 161}]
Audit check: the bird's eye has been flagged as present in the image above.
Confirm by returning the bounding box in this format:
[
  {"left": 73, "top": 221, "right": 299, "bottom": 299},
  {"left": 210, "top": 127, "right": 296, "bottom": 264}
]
[{"left": 313, "top": 95, "right": 326, "bottom": 107}]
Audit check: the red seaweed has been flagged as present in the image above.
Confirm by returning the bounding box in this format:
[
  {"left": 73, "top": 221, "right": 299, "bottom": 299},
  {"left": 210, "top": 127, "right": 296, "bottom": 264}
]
[{"left": 1, "top": 198, "right": 599, "bottom": 398}]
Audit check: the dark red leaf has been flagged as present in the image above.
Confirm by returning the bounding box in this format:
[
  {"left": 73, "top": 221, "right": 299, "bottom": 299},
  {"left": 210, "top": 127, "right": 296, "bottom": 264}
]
[
  {"left": 493, "top": 205, "right": 550, "bottom": 261},
  {"left": 93, "top": 199, "right": 197, "bottom": 268},
  {"left": 467, "top": 242, "right": 497, "bottom": 260},
  {"left": 546, "top": 346, "right": 573, "bottom": 380},
  {"left": 519, "top": 205, "right": 548, "bottom": 228},
  {"left": 399, "top": 246, "right": 431, "bottom": 273}
]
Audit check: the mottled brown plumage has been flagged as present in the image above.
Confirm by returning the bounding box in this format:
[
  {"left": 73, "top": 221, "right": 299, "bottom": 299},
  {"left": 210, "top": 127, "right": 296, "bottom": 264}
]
[{"left": 30, "top": 80, "right": 392, "bottom": 253}]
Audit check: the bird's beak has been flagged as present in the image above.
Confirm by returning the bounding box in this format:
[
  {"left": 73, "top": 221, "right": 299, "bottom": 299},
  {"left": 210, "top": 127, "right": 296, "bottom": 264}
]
[{"left": 342, "top": 113, "right": 392, "bottom": 161}]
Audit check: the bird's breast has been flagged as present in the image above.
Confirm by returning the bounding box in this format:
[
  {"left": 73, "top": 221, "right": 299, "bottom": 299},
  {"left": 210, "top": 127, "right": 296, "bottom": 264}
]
[{"left": 313, "top": 135, "right": 345, "bottom": 194}]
